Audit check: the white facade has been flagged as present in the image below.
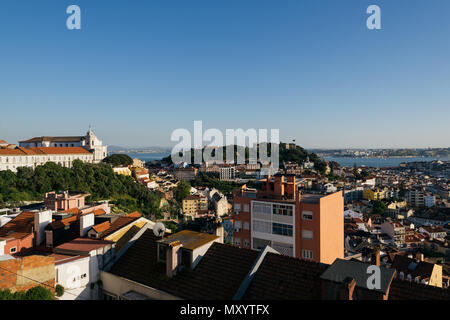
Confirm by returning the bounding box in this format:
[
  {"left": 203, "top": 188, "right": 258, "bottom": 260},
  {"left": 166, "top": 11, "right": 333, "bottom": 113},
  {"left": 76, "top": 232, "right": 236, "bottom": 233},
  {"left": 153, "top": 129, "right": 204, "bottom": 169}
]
[
  {"left": 0, "top": 240, "right": 5, "bottom": 255},
  {"left": 220, "top": 166, "right": 236, "bottom": 181},
  {"left": 1, "top": 129, "right": 107, "bottom": 172},
  {"left": 0, "top": 151, "right": 95, "bottom": 172},
  {"left": 55, "top": 256, "right": 91, "bottom": 300},
  {"left": 34, "top": 210, "right": 53, "bottom": 246},
  {"left": 250, "top": 200, "right": 295, "bottom": 257},
  {"left": 85, "top": 129, "right": 108, "bottom": 163}
]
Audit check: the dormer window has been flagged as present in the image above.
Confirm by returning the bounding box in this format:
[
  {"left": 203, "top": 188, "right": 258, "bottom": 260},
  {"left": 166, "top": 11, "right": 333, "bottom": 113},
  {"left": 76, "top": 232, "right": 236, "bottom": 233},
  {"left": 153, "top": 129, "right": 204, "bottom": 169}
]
[
  {"left": 157, "top": 244, "right": 167, "bottom": 263},
  {"left": 181, "top": 249, "right": 192, "bottom": 269}
]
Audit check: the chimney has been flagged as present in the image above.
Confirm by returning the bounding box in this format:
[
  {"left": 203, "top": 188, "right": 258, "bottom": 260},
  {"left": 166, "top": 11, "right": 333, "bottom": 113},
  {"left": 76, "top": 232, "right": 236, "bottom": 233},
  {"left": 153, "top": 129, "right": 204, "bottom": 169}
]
[
  {"left": 34, "top": 210, "right": 53, "bottom": 246},
  {"left": 79, "top": 212, "right": 94, "bottom": 237},
  {"left": 215, "top": 221, "right": 224, "bottom": 244},
  {"left": 371, "top": 248, "right": 380, "bottom": 266},
  {"left": 166, "top": 241, "right": 183, "bottom": 278},
  {"left": 274, "top": 175, "right": 285, "bottom": 196},
  {"left": 416, "top": 252, "right": 424, "bottom": 262},
  {"left": 286, "top": 175, "right": 296, "bottom": 198},
  {"left": 340, "top": 277, "right": 356, "bottom": 300}
]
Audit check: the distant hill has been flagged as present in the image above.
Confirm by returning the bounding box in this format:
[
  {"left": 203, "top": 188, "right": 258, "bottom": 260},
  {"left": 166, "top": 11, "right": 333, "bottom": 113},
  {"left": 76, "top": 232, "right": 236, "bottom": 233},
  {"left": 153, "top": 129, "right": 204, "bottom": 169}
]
[
  {"left": 162, "top": 143, "right": 328, "bottom": 174},
  {"left": 108, "top": 145, "right": 171, "bottom": 154}
]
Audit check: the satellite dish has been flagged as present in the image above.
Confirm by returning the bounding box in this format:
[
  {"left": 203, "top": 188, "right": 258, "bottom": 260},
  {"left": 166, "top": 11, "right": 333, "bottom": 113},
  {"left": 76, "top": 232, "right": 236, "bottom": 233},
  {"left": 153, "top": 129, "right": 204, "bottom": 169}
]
[{"left": 153, "top": 222, "right": 166, "bottom": 237}]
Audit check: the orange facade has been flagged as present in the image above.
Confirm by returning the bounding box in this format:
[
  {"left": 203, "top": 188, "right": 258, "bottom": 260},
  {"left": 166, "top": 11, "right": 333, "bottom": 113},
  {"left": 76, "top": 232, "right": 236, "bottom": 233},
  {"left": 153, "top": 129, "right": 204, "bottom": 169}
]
[{"left": 233, "top": 175, "right": 343, "bottom": 264}]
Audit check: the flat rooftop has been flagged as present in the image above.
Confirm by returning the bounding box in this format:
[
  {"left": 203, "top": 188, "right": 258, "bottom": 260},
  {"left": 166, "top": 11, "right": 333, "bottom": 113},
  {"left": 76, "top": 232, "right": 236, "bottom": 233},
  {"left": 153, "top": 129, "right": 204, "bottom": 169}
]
[
  {"left": 300, "top": 194, "right": 326, "bottom": 204},
  {"left": 158, "top": 230, "right": 219, "bottom": 250}
]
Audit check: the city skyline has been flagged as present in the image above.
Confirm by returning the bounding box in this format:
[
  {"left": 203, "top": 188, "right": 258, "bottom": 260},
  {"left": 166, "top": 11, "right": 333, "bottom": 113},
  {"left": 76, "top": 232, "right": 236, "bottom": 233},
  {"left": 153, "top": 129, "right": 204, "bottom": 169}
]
[{"left": 1, "top": 0, "right": 450, "bottom": 149}]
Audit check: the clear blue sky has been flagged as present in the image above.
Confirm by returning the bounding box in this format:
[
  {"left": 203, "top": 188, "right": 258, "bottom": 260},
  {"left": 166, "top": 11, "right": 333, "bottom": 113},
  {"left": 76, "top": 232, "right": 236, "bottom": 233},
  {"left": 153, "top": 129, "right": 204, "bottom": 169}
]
[{"left": 0, "top": 0, "right": 449, "bottom": 149}]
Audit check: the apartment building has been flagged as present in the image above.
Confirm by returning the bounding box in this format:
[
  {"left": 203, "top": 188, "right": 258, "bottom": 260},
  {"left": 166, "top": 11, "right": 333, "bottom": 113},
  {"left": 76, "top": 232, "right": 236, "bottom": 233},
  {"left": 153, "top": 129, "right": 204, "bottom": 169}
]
[
  {"left": 232, "top": 174, "right": 344, "bottom": 264},
  {"left": 220, "top": 166, "right": 236, "bottom": 181},
  {"left": 182, "top": 195, "right": 208, "bottom": 216},
  {"left": 406, "top": 189, "right": 425, "bottom": 207},
  {"left": 381, "top": 221, "right": 406, "bottom": 247}
]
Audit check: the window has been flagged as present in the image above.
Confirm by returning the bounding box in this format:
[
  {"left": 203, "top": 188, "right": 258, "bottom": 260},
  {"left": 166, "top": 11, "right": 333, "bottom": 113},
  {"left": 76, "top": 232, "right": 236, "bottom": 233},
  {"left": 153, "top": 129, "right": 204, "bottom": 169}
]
[
  {"left": 273, "top": 204, "right": 293, "bottom": 216},
  {"left": 234, "top": 221, "right": 242, "bottom": 232},
  {"left": 234, "top": 203, "right": 241, "bottom": 214},
  {"left": 243, "top": 239, "right": 250, "bottom": 248},
  {"left": 243, "top": 204, "right": 249, "bottom": 212},
  {"left": 243, "top": 222, "right": 250, "bottom": 230},
  {"left": 302, "top": 211, "right": 313, "bottom": 221},
  {"left": 302, "top": 230, "right": 313, "bottom": 240},
  {"left": 302, "top": 249, "right": 313, "bottom": 260},
  {"left": 253, "top": 237, "right": 271, "bottom": 250},
  {"left": 157, "top": 244, "right": 167, "bottom": 262},
  {"left": 253, "top": 220, "right": 271, "bottom": 233},
  {"left": 272, "top": 223, "right": 293, "bottom": 237},
  {"left": 253, "top": 202, "right": 271, "bottom": 214},
  {"left": 272, "top": 242, "right": 294, "bottom": 257},
  {"left": 234, "top": 238, "right": 241, "bottom": 246},
  {"left": 181, "top": 249, "right": 192, "bottom": 269},
  {"left": 10, "top": 247, "right": 17, "bottom": 253}
]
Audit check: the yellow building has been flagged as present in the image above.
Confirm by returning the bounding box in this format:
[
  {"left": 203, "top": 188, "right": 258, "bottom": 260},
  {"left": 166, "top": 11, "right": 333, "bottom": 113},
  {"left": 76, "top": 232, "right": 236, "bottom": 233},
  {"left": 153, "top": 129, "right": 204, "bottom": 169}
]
[
  {"left": 363, "top": 189, "right": 385, "bottom": 201},
  {"left": 182, "top": 195, "right": 208, "bottom": 216},
  {"left": 113, "top": 167, "right": 132, "bottom": 176}
]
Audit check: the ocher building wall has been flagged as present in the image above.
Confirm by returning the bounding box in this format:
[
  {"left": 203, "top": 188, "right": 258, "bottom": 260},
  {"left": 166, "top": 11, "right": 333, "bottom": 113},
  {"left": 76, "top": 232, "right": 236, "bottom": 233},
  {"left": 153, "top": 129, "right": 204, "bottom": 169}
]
[
  {"left": 319, "top": 192, "right": 344, "bottom": 265},
  {"left": 0, "top": 255, "right": 55, "bottom": 293}
]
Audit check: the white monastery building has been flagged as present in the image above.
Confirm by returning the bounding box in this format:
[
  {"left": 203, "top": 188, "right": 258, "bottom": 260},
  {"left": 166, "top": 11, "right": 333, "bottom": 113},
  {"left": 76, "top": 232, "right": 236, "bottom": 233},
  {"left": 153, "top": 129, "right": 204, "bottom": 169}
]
[{"left": 0, "top": 128, "right": 108, "bottom": 172}]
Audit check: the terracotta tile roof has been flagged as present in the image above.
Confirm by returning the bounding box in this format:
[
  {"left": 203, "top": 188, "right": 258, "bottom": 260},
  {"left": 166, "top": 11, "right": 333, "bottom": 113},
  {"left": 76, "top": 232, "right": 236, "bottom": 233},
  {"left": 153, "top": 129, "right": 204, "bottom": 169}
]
[
  {"left": 0, "top": 148, "right": 26, "bottom": 155},
  {"left": 60, "top": 208, "right": 80, "bottom": 215},
  {"left": 0, "top": 146, "right": 91, "bottom": 155},
  {"left": 49, "top": 253, "right": 90, "bottom": 265},
  {"left": 0, "top": 211, "right": 35, "bottom": 240},
  {"left": 0, "top": 140, "right": 6, "bottom": 144},
  {"left": 98, "top": 212, "right": 142, "bottom": 238},
  {"left": 54, "top": 238, "right": 113, "bottom": 253},
  {"left": 93, "top": 209, "right": 106, "bottom": 216},
  {"left": 389, "top": 278, "right": 450, "bottom": 300},
  {"left": 158, "top": 230, "right": 219, "bottom": 250},
  {"left": 31, "top": 147, "right": 91, "bottom": 155},
  {"left": 47, "top": 215, "right": 78, "bottom": 230},
  {"left": 243, "top": 252, "right": 326, "bottom": 300},
  {"left": 92, "top": 221, "right": 111, "bottom": 233}
]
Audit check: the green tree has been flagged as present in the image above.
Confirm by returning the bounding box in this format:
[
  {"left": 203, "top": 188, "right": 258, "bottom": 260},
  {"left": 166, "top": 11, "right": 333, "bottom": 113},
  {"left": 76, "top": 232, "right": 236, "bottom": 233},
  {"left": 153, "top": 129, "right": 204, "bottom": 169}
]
[
  {"left": 174, "top": 180, "right": 191, "bottom": 203},
  {"left": 0, "top": 286, "right": 53, "bottom": 300},
  {"left": 372, "top": 201, "right": 387, "bottom": 215},
  {"left": 102, "top": 154, "right": 133, "bottom": 167},
  {"left": 55, "top": 284, "right": 64, "bottom": 297}
]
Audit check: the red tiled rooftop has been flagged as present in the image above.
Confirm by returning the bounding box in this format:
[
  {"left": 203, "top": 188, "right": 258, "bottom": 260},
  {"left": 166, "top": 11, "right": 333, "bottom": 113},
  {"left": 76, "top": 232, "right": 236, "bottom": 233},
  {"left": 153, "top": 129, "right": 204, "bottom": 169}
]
[
  {"left": 55, "top": 238, "right": 114, "bottom": 252},
  {"left": 96, "top": 211, "right": 142, "bottom": 238},
  {"left": 49, "top": 253, "right": 90, "bottom": 265},
  {"left": 92, "top": 221, "right": 111, "bottom": 234},
  {"left": 0, "top": 211, "right": 35, "bottom": 240}
]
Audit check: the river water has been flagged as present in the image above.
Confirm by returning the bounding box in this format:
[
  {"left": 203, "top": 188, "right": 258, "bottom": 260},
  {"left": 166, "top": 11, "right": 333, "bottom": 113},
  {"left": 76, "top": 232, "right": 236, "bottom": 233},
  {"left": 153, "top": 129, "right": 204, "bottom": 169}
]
[{"left": 323, "top": 156, "right": 450, "bottom": 168}]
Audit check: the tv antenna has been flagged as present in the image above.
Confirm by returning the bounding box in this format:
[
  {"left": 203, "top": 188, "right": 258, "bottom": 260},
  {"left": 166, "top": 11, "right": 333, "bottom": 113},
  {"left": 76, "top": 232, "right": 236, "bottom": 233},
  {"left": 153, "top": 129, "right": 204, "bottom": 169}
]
[{"left": 153, "top": 222, "right": 166, "bottom": 237}]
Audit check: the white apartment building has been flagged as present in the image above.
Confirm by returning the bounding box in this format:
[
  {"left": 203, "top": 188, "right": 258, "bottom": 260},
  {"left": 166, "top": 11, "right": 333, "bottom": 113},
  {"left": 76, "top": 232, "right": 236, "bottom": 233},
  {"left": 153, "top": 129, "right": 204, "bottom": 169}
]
[
  {"left": 220, "top": 166, "right": 236, "bottom": 181},
  {"left": 251, "top": 200, "right": 295, "bottom": 257},
  {"left": 406, "top": 190, "right": 425, "bottom": 207}
]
